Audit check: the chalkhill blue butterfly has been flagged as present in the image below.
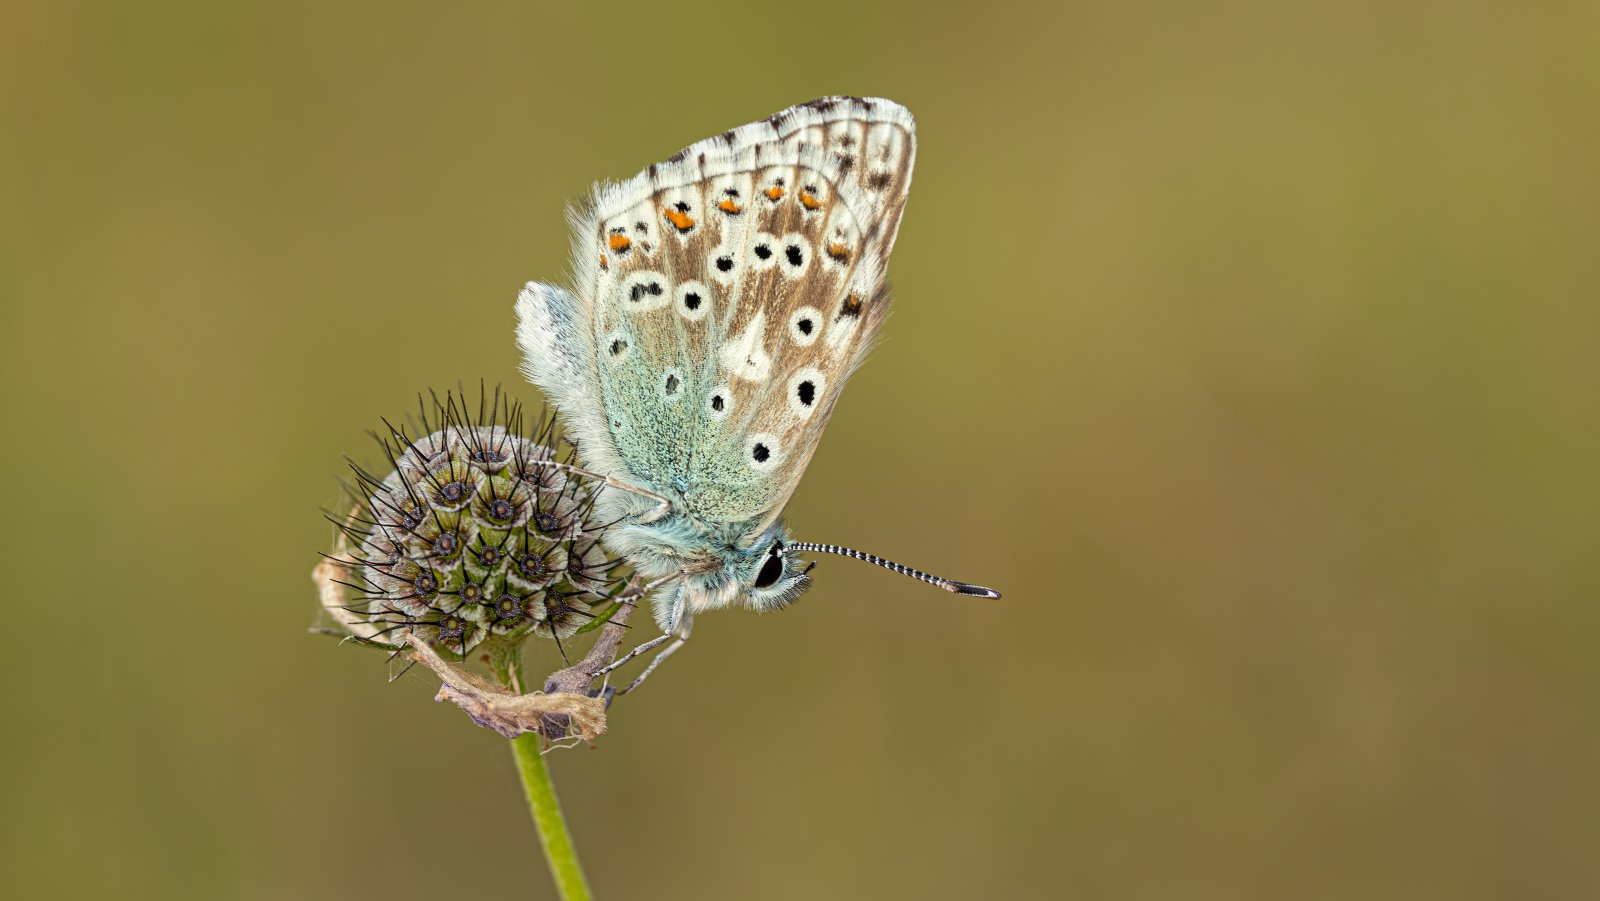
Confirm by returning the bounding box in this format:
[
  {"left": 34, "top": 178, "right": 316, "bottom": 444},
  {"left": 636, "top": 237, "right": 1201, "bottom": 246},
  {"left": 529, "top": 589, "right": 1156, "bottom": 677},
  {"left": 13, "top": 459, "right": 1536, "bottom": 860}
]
[{"left": 516, "top": 96, "right": 999, "bottom": 690}]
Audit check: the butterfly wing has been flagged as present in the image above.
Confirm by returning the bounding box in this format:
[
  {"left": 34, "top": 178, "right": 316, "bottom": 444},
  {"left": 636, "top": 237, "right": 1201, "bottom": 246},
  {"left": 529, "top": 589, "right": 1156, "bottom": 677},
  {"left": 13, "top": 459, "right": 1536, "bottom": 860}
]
[
  {"left": 678, "top": 99, "right": 915, "bottom": 528},
  {"left": 521, "top": 96, "right": 915, "bottom": 533},
  {"left": 515, "top": 281, "right": 631, "bottom": 482}
]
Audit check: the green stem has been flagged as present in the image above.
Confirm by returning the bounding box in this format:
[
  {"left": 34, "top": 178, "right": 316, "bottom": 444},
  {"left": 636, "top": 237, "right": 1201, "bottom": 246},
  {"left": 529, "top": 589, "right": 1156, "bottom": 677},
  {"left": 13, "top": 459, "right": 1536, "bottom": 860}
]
[
  {"left": 511, "top": 734, "right": 593, "bottom": 901},
  {"left": 497, "top": 648, "right": 592, "bottom": 901}
]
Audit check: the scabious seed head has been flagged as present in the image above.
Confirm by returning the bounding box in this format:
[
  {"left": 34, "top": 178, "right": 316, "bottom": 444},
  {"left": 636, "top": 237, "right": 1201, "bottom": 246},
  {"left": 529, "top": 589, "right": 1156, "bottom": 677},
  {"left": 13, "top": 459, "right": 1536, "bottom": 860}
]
[{"left": 323, "top": 387, "right": 625, "bottom": 660}]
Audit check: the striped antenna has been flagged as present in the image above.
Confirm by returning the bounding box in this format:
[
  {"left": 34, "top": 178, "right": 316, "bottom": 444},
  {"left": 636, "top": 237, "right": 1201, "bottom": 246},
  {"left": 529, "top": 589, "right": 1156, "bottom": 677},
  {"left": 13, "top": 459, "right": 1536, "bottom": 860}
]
[{"left": 786, "top": 542, "right": 1001, "bottom": 599}]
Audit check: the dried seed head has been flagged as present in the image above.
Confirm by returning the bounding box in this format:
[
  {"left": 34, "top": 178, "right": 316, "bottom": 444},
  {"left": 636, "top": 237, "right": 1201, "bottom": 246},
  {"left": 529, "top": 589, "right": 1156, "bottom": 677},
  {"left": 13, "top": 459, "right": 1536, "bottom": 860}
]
[{"left": 322, "top": 386, "right": 627, "bottom": 660}]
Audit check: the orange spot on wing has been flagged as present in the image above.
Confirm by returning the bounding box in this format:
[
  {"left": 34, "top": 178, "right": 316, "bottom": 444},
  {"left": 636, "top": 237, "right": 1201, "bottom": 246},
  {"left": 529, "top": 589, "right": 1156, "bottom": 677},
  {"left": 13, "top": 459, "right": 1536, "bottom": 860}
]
[
  {"left": 608, "top": 234, "right": 632, "bottom": 252},
  {"left": 718, "top": 198, "right": 743, "bottom": 214},
  {"left": 764, "top": 185, "right": 785, "bottom": 201},
  {"left": 826, "top": 242, "right": 850, "bottom": 262},
  {"left": 798, "top": 190, "right": 822, "bottom": 210},
  {"left": 600, "top": 254, "right": 608, "bottom": 270},
  {"left": 663, "top": 207, "right": 696, "bottom": 232}
]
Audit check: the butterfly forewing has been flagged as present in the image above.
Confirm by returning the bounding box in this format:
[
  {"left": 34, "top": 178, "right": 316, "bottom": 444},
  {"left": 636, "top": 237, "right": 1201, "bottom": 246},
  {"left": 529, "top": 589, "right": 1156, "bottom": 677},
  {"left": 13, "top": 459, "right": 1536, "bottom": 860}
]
[{"left": 553, "top": 97, "right": 916, "bottom": 531}]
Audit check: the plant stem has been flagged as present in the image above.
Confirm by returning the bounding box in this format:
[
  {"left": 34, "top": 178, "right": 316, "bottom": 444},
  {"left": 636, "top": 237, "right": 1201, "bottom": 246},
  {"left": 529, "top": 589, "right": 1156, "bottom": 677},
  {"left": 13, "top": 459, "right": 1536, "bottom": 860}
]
[
  {"left": 511, "top": 733, "right": 593, "bottom": 901},
  {"left": 499, "top": 648, "right": 592, "bottom": 901}
]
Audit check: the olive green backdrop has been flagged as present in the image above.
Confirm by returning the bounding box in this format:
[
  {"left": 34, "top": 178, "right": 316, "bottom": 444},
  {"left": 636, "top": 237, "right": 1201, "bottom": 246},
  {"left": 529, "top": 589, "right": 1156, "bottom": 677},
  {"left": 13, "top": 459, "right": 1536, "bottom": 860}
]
[{"left": 4, "top": 2, "right": 1596, "bottom": 899}]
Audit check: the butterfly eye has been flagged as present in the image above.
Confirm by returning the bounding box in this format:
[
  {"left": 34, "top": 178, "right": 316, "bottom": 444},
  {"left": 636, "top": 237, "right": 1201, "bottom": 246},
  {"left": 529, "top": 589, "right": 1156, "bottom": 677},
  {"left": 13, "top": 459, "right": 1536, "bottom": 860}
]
[{"left": 754, "top": 544, "right": 785, "bottom": 589}]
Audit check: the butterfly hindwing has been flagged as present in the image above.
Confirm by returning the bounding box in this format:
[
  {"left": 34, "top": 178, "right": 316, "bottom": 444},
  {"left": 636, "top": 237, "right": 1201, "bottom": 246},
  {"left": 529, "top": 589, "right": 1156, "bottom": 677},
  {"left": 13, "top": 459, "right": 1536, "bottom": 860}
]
[
  {"left": 514, "top": 281, "right": 631, "bottom": 481},
  {"left": 528, "top": 97, "right": 916, "bottom": 529}
]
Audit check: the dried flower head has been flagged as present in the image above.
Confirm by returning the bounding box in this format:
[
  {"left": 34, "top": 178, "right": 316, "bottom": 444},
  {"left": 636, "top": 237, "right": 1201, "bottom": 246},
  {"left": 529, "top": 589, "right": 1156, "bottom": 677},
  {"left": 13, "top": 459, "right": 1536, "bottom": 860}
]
[{"left": 319, "top": 386, "right": 628, "bottom": 663}]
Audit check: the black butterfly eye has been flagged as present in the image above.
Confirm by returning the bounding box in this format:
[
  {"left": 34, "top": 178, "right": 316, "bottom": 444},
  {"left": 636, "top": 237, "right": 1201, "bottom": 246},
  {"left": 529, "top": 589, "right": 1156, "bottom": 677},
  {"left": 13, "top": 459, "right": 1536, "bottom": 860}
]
[{"left": 754, "top": 544, "right": 785, "bottom": 589}]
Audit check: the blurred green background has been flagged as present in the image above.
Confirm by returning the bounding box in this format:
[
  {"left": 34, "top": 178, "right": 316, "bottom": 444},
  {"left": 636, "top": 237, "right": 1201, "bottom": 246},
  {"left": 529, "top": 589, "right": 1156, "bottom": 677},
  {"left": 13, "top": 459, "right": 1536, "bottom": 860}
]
[{"left": 4, "top": 1, "right": 1597, "bottom": 898}]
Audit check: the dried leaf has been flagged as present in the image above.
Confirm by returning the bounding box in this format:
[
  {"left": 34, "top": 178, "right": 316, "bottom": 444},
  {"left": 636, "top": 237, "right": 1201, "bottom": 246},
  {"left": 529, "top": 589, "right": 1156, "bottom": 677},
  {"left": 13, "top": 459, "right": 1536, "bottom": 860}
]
[{"left": 404, "top": 632, "right": 608, "bottom": 740}]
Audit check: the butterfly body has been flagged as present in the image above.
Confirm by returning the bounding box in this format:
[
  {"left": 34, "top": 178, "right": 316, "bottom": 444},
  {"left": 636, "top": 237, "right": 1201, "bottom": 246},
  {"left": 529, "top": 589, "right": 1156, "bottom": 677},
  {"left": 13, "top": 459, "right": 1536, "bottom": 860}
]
[{"left": 518, "top": 97, "right": 930, "bottom": 638}]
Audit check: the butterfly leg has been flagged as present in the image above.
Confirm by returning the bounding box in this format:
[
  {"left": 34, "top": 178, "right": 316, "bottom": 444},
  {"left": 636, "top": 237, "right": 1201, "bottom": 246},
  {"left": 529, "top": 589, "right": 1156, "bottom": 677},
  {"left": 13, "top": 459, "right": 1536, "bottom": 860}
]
[
  {"left": 618, "top": 616, "right": 693, "bottom": 696},
  {"left": 590, "top": 632, "right": 671, "bottom": 678},
  {"left": 521, "top": 459, "right": 673, "bottom": 523},
  {"left": 590, "top": 589, "right": 686, "bottom": 679}
]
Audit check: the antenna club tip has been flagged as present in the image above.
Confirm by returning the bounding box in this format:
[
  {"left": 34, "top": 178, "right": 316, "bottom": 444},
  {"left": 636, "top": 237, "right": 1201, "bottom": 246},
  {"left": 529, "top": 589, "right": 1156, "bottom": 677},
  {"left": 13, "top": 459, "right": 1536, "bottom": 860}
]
[{"left": 948, "top": 581, "right": 1002, "bottom": 599}]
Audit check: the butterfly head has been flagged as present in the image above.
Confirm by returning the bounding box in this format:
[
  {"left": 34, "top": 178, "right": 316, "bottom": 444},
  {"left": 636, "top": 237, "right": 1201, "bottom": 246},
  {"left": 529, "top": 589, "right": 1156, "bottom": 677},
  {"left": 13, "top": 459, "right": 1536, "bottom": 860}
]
[
  {"left": 660, "top": 518, "right": 1001, "bottom": 625},
  {"left": 736, "top": 526, "right": 816, "bottom": 613},
  {"left": 674, "top": 520, "right": 814, "bottom": 615}
]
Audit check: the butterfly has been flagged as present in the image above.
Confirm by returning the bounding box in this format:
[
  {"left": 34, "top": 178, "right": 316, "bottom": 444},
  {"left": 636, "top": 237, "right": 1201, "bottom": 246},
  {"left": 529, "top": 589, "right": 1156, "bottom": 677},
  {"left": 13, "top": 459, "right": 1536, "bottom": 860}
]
[{"left": 515, "top": 96, "right": 999, "bottom": 690}]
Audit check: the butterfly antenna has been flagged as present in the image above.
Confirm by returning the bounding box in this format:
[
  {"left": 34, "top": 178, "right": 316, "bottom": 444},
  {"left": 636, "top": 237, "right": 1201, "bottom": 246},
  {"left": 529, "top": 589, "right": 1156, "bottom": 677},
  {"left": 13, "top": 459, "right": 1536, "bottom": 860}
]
[{"left": 786, "top": 542, "right": 1001, "bottom": 599}]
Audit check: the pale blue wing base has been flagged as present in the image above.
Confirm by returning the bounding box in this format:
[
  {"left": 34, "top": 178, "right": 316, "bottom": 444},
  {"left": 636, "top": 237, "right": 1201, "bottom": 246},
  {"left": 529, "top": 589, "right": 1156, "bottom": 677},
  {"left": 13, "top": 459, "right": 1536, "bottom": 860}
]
[{"left": 514, "top": 282, "right": 635, "bottom": 490}]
